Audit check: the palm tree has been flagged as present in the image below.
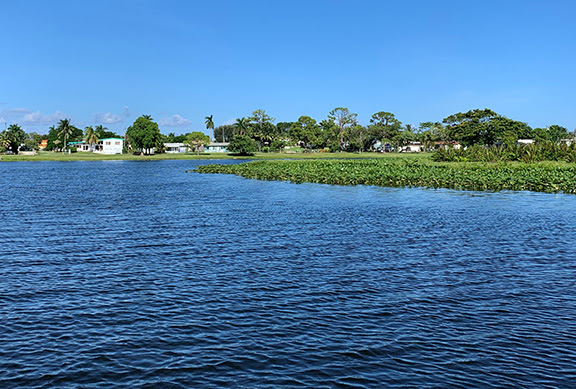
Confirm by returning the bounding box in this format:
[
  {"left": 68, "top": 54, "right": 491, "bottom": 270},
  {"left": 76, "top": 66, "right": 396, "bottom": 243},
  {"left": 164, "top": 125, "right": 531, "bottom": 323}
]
[
  {"left": 234, "top": 118, "right": 248, "bottom": 136},
  {"left": 84, "top": 126, "right": 99, "bottom": 152},
  {"left": 57, "top": 119, "right": 74, "bottom": 152},
  {"left": 205, "top": 115, "right": 214, "bottom": 141},
  {"left": 94, "top": 124, "right": 108, "bottom": 138}
]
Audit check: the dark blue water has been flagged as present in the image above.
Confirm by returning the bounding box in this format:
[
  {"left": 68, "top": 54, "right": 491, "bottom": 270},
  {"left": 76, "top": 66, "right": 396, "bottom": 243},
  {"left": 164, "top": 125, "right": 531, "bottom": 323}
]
[{"left": 1, "top": 160, "right": 576, "bottom": 388}]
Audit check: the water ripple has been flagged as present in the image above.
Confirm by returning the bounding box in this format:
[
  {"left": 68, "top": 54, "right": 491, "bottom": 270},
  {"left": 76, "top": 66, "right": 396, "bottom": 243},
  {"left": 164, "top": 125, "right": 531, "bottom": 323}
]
[{"left": 1, "top": 161, "right": 576, "bottom": 387}]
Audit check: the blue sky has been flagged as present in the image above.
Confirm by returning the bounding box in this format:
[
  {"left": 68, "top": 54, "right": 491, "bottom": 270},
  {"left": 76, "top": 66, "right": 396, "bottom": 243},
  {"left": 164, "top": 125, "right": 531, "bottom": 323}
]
[{"left": 1, "top": 0, "right": 575, "bottom": 135}]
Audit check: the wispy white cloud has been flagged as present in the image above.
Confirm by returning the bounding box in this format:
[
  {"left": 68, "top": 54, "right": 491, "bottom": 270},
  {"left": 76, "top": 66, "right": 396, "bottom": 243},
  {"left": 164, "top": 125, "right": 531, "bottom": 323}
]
[
  {"left": 94, "top": 112, "right": 122, "bottom": 124},
  {"left": 21, "top": 110, "right": 68, "bottom": 124},
  {"left": 223, "top": 119, "right": 236, "bottom": 125},
  {"left": 158, "top": 114, "right": 192, "bottom": 127},
  {"left": 94, "top": 106, "right": 131, "bottom": 124},
  {"left": 1, "top": 107, "right": 31, "bottom": 116}
]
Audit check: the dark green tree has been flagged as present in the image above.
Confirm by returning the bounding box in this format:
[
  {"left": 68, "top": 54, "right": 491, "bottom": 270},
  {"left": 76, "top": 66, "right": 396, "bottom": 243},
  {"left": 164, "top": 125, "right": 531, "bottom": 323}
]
[
  {"left": 228, "top": 135, "right": 258, "bottom": 155},
  {"left": 289, "top": 116, "right": 321, "bottom": 151},
  {"left": 531, "top": 125, "right": 568, "bottom": 143},
  {"left": 346, "top": 125, "right": 370, "bottom": 152},
  {"left": 0, "top": 124, "right": 26, "bottom": 154},
  {"left": 234, "top": 118, "right": 248, "bottom": 136},
  {"left": 125, "top": 115, "right": 161, "bottom": 155},
  {"left": 94, "top": 124, "right": 121, "bottom": 139},
  {"left": 214, "top": 125, "right": 236, "bottom": 142},
  {"left": 369, "top": 111, "right": 402, "bottom": 146},
  {"left": 57, "top": 119, "right": 75, "bottom": 151},
  {"left": 247, "top": 109, "right": 276, "bottom": 151},
  {"left": 84, "top": 126, "right": 99, "bottom": 151},
  {"left": 205, "top": 115, "right": 215, "bottom": 140},
  {"left": 442, "top": 109, "right": 520, "bottom": 146}
]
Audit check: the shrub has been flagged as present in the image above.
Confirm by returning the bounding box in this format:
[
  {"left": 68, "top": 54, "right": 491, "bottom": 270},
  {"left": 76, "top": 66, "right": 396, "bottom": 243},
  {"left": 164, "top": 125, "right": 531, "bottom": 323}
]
[{"left": 228, "top": 135, "right": 258, "bottom": 156}]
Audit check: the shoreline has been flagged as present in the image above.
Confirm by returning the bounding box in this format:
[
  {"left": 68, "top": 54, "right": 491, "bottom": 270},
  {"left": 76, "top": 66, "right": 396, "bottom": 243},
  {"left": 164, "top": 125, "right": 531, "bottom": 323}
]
[{"left": 0, "top": 151, "right": 426, "bottom": 162}]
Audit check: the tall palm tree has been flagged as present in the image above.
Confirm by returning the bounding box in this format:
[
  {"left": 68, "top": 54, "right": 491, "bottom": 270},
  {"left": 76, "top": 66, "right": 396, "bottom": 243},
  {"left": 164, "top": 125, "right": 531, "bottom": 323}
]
[
  {"left": 57, "top": 118, "right": 74, "bottom": 152},
  {"left": 234, "top": 118, "right": 248, "bottom": 136},
  {"left": 94, "top": 124, "right": 108, "bottom": 138},
  {"left": 205, "top": 115, "right": 214, "bottom": 141},
  {"left": 84, "top": 126, "right": 99, "bottom": 152}
]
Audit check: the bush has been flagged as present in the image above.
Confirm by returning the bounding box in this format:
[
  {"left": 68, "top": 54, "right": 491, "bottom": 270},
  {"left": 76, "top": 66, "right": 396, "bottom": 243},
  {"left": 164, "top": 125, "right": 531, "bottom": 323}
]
[
  {"left": 228, "top": 135, "right": 258, "bottom": 156},
  {"left": 432, "top": 142, "right": 576, "bottom": 163}
]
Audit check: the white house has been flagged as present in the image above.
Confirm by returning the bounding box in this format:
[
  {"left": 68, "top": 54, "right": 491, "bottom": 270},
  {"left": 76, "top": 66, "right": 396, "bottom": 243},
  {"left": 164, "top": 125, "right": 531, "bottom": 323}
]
[
  {"left": 399, "top": 142, "right": 423, "bottom": 153},
  {"left": 69, "top": 141, "right": 91, "bottom": 152},
  {"left": 95, "top": 138, "right": 124, "bottom": 154},
  {"left": 517, "top": 139, "right": 534, "bottom": 145},
  {"left": 204, "top": 142, "right": 229, "bottom": 153},
  {"left": 164, "top": 143, "right": 189, "bottom": 153}
]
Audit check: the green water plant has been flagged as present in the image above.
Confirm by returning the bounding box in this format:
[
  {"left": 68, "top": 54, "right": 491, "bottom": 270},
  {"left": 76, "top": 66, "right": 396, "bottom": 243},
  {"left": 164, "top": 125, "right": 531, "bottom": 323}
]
[{"left": 195, "top": 159, "right": 576, "bottom": 194}]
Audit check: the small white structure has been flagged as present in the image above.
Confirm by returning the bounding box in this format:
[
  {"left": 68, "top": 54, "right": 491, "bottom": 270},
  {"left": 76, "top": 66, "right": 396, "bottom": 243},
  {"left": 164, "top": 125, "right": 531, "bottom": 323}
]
[
  {"left": 96, "top": 138, "right": 124, "bottom": 154},
  {"left": 70, "top": 141, "right": 91, "bottom": 152},
  {"left": 204, "top": 142, "right": 229, "bottom": 153},
  {"left": 517, "top": 139, "right": 534, "bottom": 145},
  {"left": 399, "top": 142, "right": 422, "bottom": 153},
  {"left": 164, "top": 143, "right": 189, "bottom": 153}
]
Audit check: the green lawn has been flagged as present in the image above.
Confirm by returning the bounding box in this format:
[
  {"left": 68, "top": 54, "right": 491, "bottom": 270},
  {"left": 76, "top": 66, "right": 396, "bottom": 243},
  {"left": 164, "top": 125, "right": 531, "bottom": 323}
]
[{"left": 0, "top": 150, "right": 428, "bottom": 162}]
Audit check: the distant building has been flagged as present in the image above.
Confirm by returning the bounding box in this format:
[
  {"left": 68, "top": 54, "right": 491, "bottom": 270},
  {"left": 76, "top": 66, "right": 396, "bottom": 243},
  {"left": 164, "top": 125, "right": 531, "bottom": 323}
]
[
  {"left": 434, "top": 141, "right": 462, "bottom": 150},
  {"left": 96, "top": 138, "right": 123, "bottom": 154},
  {"left": 517, "top": 139, "right": 534, "bottom": 145},
  {"left": 39, "top": 139, "right": 48, "bottom": 149},
  {"left": 164, "top": 143, "right": 189, "bottom": 153},
  {"left": 204, "top": 142, "right": 229, "bottom": 153},
  {"left": 400, "top": 142, "right": 423, "bottom": 153}
]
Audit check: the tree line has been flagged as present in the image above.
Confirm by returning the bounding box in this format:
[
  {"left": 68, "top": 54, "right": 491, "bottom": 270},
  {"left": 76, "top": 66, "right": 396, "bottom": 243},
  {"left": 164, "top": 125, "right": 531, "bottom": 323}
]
[{"left": 1, "top": 108, "right": 572, "bottom": 155}]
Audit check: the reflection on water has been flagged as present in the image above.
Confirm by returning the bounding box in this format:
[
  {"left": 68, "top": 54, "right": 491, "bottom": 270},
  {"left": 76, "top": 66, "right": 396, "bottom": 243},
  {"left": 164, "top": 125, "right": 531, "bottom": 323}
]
[{"left": 1, "top": 160, "right": 576, "bottom": 387}]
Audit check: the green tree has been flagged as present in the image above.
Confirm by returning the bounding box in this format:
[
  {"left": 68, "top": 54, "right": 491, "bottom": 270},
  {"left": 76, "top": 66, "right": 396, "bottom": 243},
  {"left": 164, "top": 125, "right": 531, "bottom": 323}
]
[
  {"left": 23, "top": 132, "right": 44, "bottom": 151},
  {"left": 125, "top": 115, "right": 161, "bottom": 155},
  {"left": 205, "top": 115, "right": 215, "bottom": 141},
  {"left": 84, "top": 126, "right": 99, "bottom": 151},
  {"left": 531, "top": 125, "right": 568, "bottom": 143},
  {"left": 276, "top": 122, "right": 294, "bottom": 139},
  {"left": 248, "top": 109, "right": 276, "bottom": 150},
  {"left": 328, "top": 107, "right": 358, "bottom": 151},
  {"left": 443, "top": 109, "right": 530, "bottom": 146},
  {"left": 346, "top": 125, "right": 370, "bottom": 152},
  {"left": 234, "top": 118, "right": 248, "bottom": 136},
  {"left": 94, "top": 124, "right": 120, "bottom": 139},
  {"left": 228, "top": 135, "right": 258, "bottom": 155},
  {"left": 185, "top": 131, "right": 211, "bottom": 155},
  {"left": 57, "top": 118, "right": 75, "bottom": 152},
  {"left": 0, "top": 124, "right": 26, "bottom": 154},
  {"left": 369, "top": 111, "right": 402, "bottom": 146},
  {"left": 214, "top": 125, "right": 236, "bottom": 142},
  {"left": 289, "top": 116, "right": 321, "bottom": 151}
]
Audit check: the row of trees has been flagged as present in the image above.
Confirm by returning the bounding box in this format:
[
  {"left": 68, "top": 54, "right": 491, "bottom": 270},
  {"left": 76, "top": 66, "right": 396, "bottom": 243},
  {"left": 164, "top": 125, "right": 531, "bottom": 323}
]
[
  {"left": 215, "top": 108, "right": 572, "bottom": 154},
  {"left": 2, "top": 108, "right": 572, "bottom": 155}
]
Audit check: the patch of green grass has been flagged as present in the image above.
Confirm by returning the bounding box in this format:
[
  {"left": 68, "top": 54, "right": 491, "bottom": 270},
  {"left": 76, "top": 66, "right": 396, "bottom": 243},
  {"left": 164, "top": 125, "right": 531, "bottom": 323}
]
[{"left": 1, "top": 151, "right": 428, "bottom": 162}]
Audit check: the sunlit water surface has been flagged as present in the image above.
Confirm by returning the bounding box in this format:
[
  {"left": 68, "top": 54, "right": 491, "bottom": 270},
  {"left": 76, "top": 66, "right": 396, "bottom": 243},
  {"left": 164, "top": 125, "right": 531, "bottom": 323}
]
[{"left": 1, "top": 160, "right": 576, "bottom": 388}]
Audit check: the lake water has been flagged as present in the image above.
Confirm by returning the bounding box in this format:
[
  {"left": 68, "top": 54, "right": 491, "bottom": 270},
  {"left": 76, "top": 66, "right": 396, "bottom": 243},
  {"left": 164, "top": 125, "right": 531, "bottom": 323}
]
[{"left": 1, "top": 160, "right": 576, "bottom": 388}]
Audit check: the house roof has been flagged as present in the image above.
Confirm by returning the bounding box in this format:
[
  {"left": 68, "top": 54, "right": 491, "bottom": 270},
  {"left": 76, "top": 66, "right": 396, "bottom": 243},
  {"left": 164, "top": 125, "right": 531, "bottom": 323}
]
[{"left": 99, "top": 138, "right": 124, "bottom": 141}]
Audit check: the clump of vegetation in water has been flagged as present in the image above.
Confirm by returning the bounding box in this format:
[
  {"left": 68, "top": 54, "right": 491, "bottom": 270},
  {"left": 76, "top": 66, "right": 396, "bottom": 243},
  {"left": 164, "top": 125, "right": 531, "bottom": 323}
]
[
  {"left": 432, "top": 142, "right": 576, "bottom": 163},
  {"left": 195, "top": 159, "right": 576, "bottom": 194}
]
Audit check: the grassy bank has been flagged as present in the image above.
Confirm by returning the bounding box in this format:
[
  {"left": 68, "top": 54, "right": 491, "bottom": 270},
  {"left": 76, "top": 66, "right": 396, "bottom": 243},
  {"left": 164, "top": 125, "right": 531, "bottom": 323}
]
[
  {"left": 0, "top": 151, "right": 426, "bottom": 162},
  {"left": 194, "top": 158, "right": 576, "bottom": 194}
]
